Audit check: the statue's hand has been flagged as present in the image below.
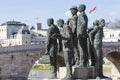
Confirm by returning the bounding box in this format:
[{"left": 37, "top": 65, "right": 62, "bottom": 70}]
[
  {"left": 45, "top": 51, "right": 49, "bottom": 55},
  {"left": 51, "top": 33, "right": 61, "bottom": 39},
  {"left": 45, "top": 52, "right": 49, "bottom": 55},
  {"left": 51, "top": 34, "right": 57, "bottom": 38}
]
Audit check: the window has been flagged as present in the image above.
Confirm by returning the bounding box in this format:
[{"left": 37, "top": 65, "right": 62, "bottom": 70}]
[
  {"left": 110, "top": 35, "right": 111, "bottom": 37},
  {"left": 26, "top": 54, "right": 28, "bottom": 57},
  {"left": 25, "top": 41, "right": 27, "bottom": 44},
  {"left": 112, "top": 34, "right": 114, "bottom": 37},
  {"left": 11, "top": 55, "right": 14, "bottom": 59},
  {"left": 119, "top": 34, "right": 120, "bottom": 37},
  {"left": 39, "top": 34, "right": 41, "bottom": 36},
  {"left": 118, "top": 39, "right": 120, "bottom": 42},
  {"left": 110, "top": 34, "right": 114, "bottom": 37}
]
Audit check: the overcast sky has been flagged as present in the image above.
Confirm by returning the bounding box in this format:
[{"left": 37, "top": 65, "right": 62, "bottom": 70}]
[{"left": 0, "top": 0, "right": 120, "bottom": 28}]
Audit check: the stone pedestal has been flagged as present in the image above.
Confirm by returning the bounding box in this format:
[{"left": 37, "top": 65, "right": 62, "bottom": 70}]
[
  {"left": 73, "top": 66, "right": 95, "bottom": 79},
  {"left": 58, "top": 66, "right": 111, "bottom": 80},
  {"left": 59, "top": 67, "right": 74, "bottom": 79},
  {"left": 47, "top": 78, "right": 112, "bottom": 80},
  {"left": 59, "top": 67, "right": 66, "bottom": 79}
]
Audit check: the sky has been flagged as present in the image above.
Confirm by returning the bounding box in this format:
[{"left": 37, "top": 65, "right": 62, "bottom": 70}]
[{"left": 0, "top": 0, "right": 120, "bottom": 29}]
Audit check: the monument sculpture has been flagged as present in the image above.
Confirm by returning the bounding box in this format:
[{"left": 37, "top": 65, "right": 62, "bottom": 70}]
[
  {"left": 89, "top": 19, "right": 106, "bottom": 78},
  {"left": 45, "top": 4, "right": 110, "bottom": 80},
  {"left": 69, "top": 6, "right": 79, "bottom": 65},
  {"left": 57, "top": 19, "right": 74, "bottom": 80},
  {"left": 77, "top": 4, "right": 89, "bottom": 67},
  {"left": 45, "top": 18, "right": 61, "bottom": 79},
  {"left": 96, "top": 19, "right": 106, "bottom": 78},
  {"left": 88, "top": 20, "right": 99, "bottom": 66}
]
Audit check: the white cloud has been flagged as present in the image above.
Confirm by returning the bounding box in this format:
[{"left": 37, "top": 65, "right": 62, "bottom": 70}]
[
  {"left": 65, "top": 10, "right": 80, "bottom": 18},
  {"left": 65, "top": 10, "right": 72, "bottom": 17}
]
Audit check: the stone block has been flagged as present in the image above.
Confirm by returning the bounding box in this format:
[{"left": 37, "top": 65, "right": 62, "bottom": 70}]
[
  {"left": 59, "top": 67, "right": 66, "bottom": 79},
  {"left": 59, "top": 67, "right": 74, "bottom": 79},
  {"left": 75, "top": 78, "right": 112, "bottom": 80},
  {"left": 43, "top": 78, "right": 112, "bottom": 80},
  {"left": 73, "top": 66, "right": 95, "bottom": 79},
  {"left": 45, "top": 79, "right": 61, "bottom": 80}
]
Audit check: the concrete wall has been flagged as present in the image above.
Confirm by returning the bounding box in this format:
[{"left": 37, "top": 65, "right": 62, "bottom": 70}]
[
  {"left": 0, "top": 44, "right": 45, "bottom": 54},
  {"left": 0, "top": 44, "right": 45, "bottom": 80}
]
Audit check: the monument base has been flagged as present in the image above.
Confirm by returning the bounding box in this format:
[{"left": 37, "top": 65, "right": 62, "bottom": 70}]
[
  {"left": 59, "top": 67, "right": 74, "bottom": 79},
  {"left": 73, "top": 66, "right": 95, "bottom": 79},
  {"left": 59, "top": 66, "right": 95, "bottom": 79},
  {"left": 57, "top": 66, "right": 112, "bottom": 80},
  {"left": 45, "top": 78, "right": 112, "bottom": 80}
]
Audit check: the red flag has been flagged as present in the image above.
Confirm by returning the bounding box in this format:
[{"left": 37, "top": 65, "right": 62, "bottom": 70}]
[{"left": 89, "top": 6, "right": 96, "bottom": 13}]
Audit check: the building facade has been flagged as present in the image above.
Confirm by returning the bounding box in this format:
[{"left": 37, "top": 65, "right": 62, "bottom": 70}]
[
  {"left": 0, "top": 21, "right": 47, "bottom": 47},
  {"left": 30, "top": 23, "right": 47, "bottom": 44},
  {"left": 0, "top": 21, "right": 31, "bottom": 47},
  {"left": 103, "top": 21, "right": 120, "bottom": 42}
]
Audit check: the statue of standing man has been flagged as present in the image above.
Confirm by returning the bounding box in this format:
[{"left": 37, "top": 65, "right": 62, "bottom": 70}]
[
  {"left": 89, "top": 19, "right": 106, "bottom": 78},
  {"left": 77, "top": 4, "right": 88, "bottom": 67},
  {"left": 46, "top": 18, "right": 61, "bottom": 79},
  {"left": 94, "top": 19, "right": 106, "bottom": 78},
  {"left": 69, "top": 6, "right": 79, "bottom": 65},
  {"left": 88, "top": 20, "right": 99, "bottom": 66},
  {"left": 57, "top": 19, "right": 74, "bottom": 80}
]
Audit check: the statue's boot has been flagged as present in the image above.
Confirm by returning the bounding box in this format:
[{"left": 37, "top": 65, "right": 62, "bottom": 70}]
[
  {"left": 96, "top": 75, "right": 108, "bottom": 79},
  {"left": 50, "top": 66, "right": 57, "bottom": 79},
  {"left": 62, "top": 75, "right": 74, "bottom": 80},
  {"left": 78, "top": 63, "right": 84, "bottom": 67},
  {"left": 50, "top": 72, "right": 57, "bottom": 79},
  {"left": 50, "top": 76, "right": 57, "bottom": 79},
  {"left": 91, "top": 62, "right": 95, "bottom": 66},
  {"left": 100, "top": 75, "right": 108, "bottom": 79},
  {"left": 75, "top": 61, "right": 79, "bottom": 66}
]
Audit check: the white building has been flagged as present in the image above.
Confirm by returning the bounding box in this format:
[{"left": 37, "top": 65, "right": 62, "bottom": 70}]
[
  {"left": 0, "top": 21, "right": 28, "bottom": 39},
  {"left": 103, "top": 21, "right": 120, "bottom": 42},
  {"left": 30, "top": 23, "right": 47, "bottom": 44},
  {"left": 0, "top": 21, "right": 31, "bottom": 47},
  {"left": 0, "top": 21, "right": 47, "bottom": 47}
]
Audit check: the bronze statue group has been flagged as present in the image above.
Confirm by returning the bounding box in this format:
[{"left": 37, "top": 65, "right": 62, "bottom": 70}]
[{"left": 45, "top": 4, "right": 107, "bottom": 80}]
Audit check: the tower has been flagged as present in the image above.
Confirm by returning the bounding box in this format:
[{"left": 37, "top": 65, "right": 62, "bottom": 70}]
[{"left": 36, "top": 23, "right": 42, "bottom": 30}]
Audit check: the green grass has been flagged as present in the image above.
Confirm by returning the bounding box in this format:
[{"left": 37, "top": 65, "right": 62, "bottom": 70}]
[
  {"left": 103, "top": 66, "right": 111, "bottom": 73},
  {"left": 103, "top": 63, "right": 111, "bottom": 76},
  {"left": 32, "top": 64, "right": 51, "bottom": 70}
]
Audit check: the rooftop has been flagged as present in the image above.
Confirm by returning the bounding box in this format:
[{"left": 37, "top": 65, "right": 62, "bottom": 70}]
[
  {"left": 105, "top": 21, "right": 120, "bottom": 29},
  {"left": 1, "top": 21, "right": 26, "bottom": 26}
]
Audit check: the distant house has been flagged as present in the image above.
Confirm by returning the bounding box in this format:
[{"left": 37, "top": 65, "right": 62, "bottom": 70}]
[
  {"left": 103, "top": 21, "right": 120, "bottom": 42},
  {"left": 30, "top": 23, "right": 47, "bottom": 44},
  {"left": 0, "top": 21, "right": 31, "bottom": 46},
  {"left": 0, "top": 21, "right": 47, "bottom": 47}
]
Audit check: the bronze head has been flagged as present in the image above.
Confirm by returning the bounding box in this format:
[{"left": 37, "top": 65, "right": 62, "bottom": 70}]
[
  {"left": 78, "top": 4, "right": 86, "bottom": 12},
  {"left": 99, "top": 19, "right": 105, "bottom": 27},
  {"left": 57, "top": 19, "right": 64, "bottom": 28},
  {"left": 47, "top": 18, "right": 54, "bottom": 27},
  {"left": 70, "top": 6, "right": 78, "bottom": 16}
]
